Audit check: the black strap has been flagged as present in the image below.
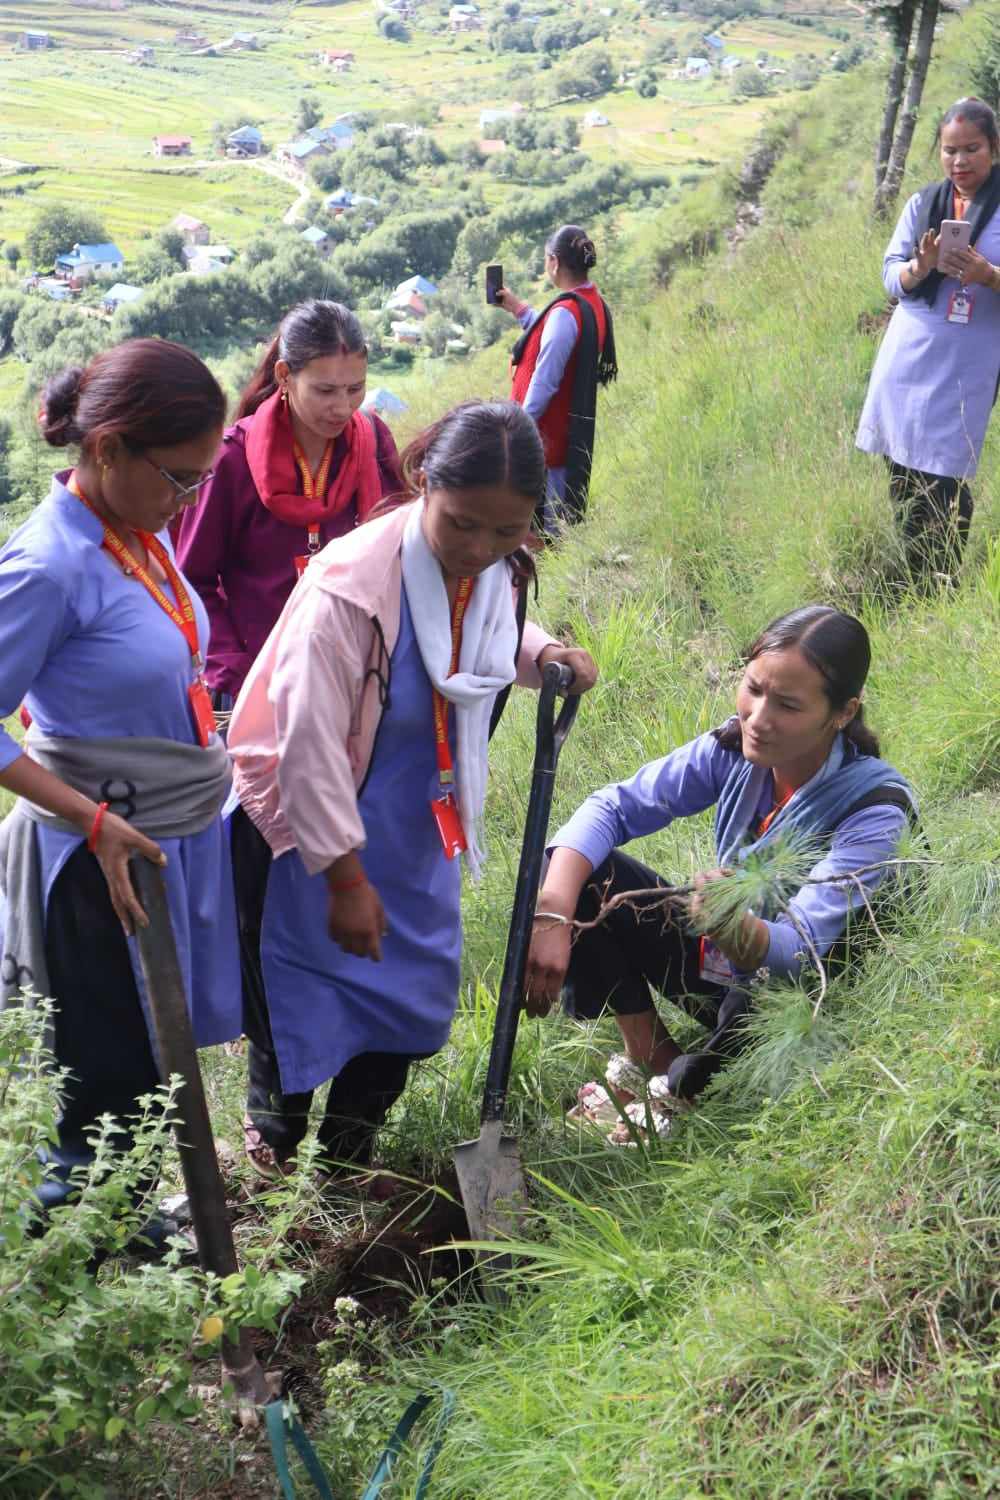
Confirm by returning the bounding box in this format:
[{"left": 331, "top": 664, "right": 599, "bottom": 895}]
[
  {"left": 488, "top": 576, "right": 528, "bottom": 739},
  {"left": 833, "top": 784, "right": 918, "bottom": 829},
  {"left": 908, "top": 165, "right": 1000, "bottom": 307}
]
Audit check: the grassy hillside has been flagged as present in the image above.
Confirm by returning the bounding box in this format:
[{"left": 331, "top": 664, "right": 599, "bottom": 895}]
[
  {"left": 4, "top": 0, "right": 1000, "bottom": 1495},
  {"left": 162, "top": 11, "right": 1000, "bottom": 1499}
]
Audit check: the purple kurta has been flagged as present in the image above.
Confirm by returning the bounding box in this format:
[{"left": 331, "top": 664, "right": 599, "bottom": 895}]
[
  {"left": 0, "top": 477, "right": 241, "bottom": 1047},
  {"left": 175, "top": 412, "right": 404, "bottom": 699},
  {"left": 856, "top": 191, "right": 1000, "bottom": 479},
  {"left": 549, "top": 731, "right": 909, "bottom": 981}
]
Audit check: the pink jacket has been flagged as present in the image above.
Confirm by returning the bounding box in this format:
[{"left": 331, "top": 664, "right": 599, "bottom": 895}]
[{"left": 228, "top": 503, "right": 559, "bottom": 876}]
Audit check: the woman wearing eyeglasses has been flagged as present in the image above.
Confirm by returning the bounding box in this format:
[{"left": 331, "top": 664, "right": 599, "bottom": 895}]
[
  {"left": 0, "top": 339, "right": 241, "bottom": 1237},
  {"left": 174, "top": 300, "right": 403, "bottom": 709}
]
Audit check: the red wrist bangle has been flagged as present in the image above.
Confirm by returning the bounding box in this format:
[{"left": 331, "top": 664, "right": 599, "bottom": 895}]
[
  {"left": 87, "top": 801, "right": 109, "bottom": 854},
  {"left": 328, "top": 872, "right": 367, "bottom": 893}
]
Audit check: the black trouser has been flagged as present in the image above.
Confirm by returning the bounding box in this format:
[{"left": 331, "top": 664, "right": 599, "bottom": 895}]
[
  {"left": 563, "top": 850, "right": 759, "bottom": 1101},
  {"left": 42, "top": 844, "right": 161, "bottom": 1206},
  {"left": 888, "top": 461, "right": 973, "bottom": 589},
  {"left": 232, "top": 807, "right": 427, "bottom": 1169}
]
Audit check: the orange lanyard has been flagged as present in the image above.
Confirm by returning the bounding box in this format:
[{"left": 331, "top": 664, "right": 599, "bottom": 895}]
[
  {"left": 69, "top": 474, "right": 203, "bottom": 667},
  {"left": 953, "top": 190, "right": 967, "bottom": 221},
  {"left": 432, "top": 576, "right": 474, "bottom": 787},
  {"left": 756, "top": 787, "right": 794, "bottom": 840},
  {"left": 293, "top": 438, "right": 334, "bottom": 554}
]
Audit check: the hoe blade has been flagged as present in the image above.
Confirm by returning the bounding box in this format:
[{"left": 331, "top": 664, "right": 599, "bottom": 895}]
[{"left": 453, "top": 1118, "right": 530, "bottom": 1250}]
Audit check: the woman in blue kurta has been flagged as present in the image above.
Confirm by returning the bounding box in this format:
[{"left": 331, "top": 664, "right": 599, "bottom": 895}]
[
  {"left": 857, "top": 97, "right": 1000, "bottom": 588},
  {"left": 227, "top": 400, "right": 598, "bottom": 1183},
  {"left": 0, "top": 339, "right": 241, "bottom": 1220},
  {"left": 525, "top": 606, "right": 915, "bottom": 1140}
]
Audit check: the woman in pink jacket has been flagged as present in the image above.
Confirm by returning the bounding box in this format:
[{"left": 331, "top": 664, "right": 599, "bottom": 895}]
[{"left": 227, "top": 399, "right": 597, "bottom": 1182}]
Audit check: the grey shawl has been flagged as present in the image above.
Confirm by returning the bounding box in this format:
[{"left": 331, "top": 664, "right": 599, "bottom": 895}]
[{"left": 0, "top": 732, "right": 231, "bottom": 1010}]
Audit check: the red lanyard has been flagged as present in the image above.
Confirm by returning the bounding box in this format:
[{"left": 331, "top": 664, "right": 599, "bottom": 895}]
[
  {"left": 432, "top": 576, "right": 474, "bottom": 787},
  {"left": 69, "top": 473, "right": 215, "bottom": 746},
  {"left": 293, "top": 438, "right": 334, "bottom": 557},
  {"left": 756, "top": 787, "right": 794, "bottom": 840}
]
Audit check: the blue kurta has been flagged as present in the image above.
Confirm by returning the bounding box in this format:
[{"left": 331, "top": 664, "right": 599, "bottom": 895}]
[
  {"left": 550, "top": 730, "right": 909, "bottom": 981},
  {"left": 0, "top": 476, "right": 241, "bottom": 1047},
  {"left": 260, "top": 586, "right": 462, "bottom": 1095},
  {"left": 856, "top": 191, "right": 1000, "bottom": 479}
]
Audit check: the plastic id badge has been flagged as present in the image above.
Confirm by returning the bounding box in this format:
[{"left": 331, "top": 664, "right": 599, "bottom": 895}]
[
  {"left": 188, "top": 677, "right": 217, "bottom": 748},
  {"left": 430, "top": 793, "right": 467, "bottom": 859},
  {"left": 699, "top": 936, "right": 734, "bottom": 987},
  {"left": 947, "top": 288, "right": 974, "bottom": 325}
]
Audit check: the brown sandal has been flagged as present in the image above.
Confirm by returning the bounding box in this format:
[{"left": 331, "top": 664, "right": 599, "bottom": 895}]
[{"left": 243, "top": 1114, "right": 294, "bottom": 1180}]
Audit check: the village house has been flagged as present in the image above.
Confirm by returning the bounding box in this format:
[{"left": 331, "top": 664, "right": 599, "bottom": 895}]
[
  {"left": 182, "top": 243, "right": 233, "bottom": 267},
  {"left": 129, "top": 45, "right": 155, "bottom": 65},
  {"left": 386, "top": 289, "right": 428, "bottom": 319},
  {"left": 721, "top": 55, "right": 742, "bottom": 73},
  {"left": 186, "top": 253, "right": 226, "bottom": 276},
  {"left": 394, "top": 274, "right": 439, "bottom": 299},
  {"left": 55, "top": 242, "right": 125, "bottom": 280},
  {"left": 324, "top": 188, "right": 379, "bottom": 217},
  {"left": 449, "top": 4, "right": 482, "bottom": 31},
  {"left": 317, "top": 49, "right": 355, "bottom": 71},
  {"left": 174, "top": 30, "right": 209, "bottom": 48},
  {"left": 21, "top": 31, "right": 51, "bottom": 50},
  {"left": 102, "top": 283, "right": 144, "bottom": 314},
  {"left": 300, "top": 225, "right": 331, "bottom": 257},
  {"left": 170, "top": 213, "right": 210, "bottom": 246},
  {"left": 583, "top": 109, "right": 610, "bottom": 127},
  {"left": 279, "top": 137, "right": 329, "bottom": 172},
  {"left": 392, "top": 321, "right": 424, "bottom": 346},
  {"left": 226, "top": 125, "right": 264, "bottom": 158},
  {"left": 217, "top": 33, "right": 259, "bottom": 53},
  {"left": 478, "top": 104, "right": 523, "bottom": 132},
  {"left": 153, "top": 135, "right": 193, "bottom": 157},
  {"left": 684, "top": 56, "right": 712, "bottom": 79},
  {"left": 362, "top": 387, "right": 408, "bottom": 417},
  {"left": 306, "top": 120, "right": 355, "bottom": 151}
]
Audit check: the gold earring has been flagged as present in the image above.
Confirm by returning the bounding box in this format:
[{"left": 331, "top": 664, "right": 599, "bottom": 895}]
[{"left": 280, "top": 385, "right": 289, "bottom": 404}]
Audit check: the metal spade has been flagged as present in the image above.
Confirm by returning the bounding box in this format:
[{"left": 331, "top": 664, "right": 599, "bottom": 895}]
[{"left": 454, "top": 661, "right": 579, "bottom": 1256}]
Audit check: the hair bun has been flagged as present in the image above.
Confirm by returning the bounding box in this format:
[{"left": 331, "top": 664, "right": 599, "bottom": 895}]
[
  {"left": 39, "top": 367, "right": 85, "bottom": 447},
  {"left": 575, "top": 234, "right": 597, "bottom": 269}
]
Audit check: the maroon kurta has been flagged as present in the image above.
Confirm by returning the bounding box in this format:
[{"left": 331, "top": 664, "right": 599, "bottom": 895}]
[{"left": 175, "top": 412, "right": 404, "bottom": 699}]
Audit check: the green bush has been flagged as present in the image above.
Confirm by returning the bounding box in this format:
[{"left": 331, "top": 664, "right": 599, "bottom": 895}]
[{"left": 0, "top": 1002, "right": 299, "bottom": 1498}]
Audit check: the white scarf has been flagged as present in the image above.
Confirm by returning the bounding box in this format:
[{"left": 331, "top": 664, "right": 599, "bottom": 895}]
[{"left": 401, "top": 501, "right": 518, "bottom": 878}]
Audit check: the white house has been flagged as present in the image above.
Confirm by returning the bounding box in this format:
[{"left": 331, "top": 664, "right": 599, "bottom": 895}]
[
  {"left": 102, "top": 283, "right": 144, "bottom": 312},
  {"left": 583, "top": 110, "right": 610, "bottom": 127},
  {"left": 394, "top": 274, "right": 439, "bottom": 299},
  {"left": 685, "top": 56, "right": 712, "bottom": 79},
  {"left": 54, "top": 242, "right": 125, "bottom": 279}
]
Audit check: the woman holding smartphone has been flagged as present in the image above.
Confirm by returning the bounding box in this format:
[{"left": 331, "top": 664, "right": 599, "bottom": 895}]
[
  {"left": 496, "top": 224, "right": 617, "bottom": 536},
  {"left": 857, "top": 97, "right": 1000, "bottom": 590}
]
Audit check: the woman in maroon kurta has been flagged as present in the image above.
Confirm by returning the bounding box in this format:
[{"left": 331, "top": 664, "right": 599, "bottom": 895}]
[{"left": 175, "top": 300, "right": 403, "bottom": 704}]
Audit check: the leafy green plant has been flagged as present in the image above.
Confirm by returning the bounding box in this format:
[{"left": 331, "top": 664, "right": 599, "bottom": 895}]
[{"left": 0, "top": 1002, "right": 299, "bottom": 1497}]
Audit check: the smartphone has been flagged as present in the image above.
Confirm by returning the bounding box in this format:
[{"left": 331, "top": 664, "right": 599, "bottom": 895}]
[
  {"left": 485, "top": 263, "right": 503, "bottom": 306},
  {"left": 938, "top": 218, "right": 972, "bottom": 273}
]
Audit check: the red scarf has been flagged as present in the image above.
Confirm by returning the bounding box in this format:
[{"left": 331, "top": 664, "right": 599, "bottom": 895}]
[{"left": 243, "top": 387, "right": 381, "bottom": 526}]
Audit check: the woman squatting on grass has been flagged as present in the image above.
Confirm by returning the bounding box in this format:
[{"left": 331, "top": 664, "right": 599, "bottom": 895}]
[
  {"left": 226, "top": 400, "right": 597, "bottom": 1187},
  {"left": 857, "top": 97, "right": 1000, "bottom": 590},
  {"left": 0, "top": 340, "right": 241, "bottom": 1239},
  {"left": 175, "top": 300, "right": 403, "bottom": 714},
  {"left": 525, "top": 606, "right": 916, "bottom": 1144}
]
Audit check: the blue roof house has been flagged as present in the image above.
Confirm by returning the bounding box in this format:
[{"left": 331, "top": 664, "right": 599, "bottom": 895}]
[
  {"left": 394, "top": 274, "right": 438, "bottom": 298},
  {"left": 306, "top": 120, "right": 355, "bottom": 151},
  {"left": 300, "top": 225, "right": 331, "bottom": 255},
  {"left": 103, "top": 283, "right": 144, "bottom": 312},
  {"left": 55, "top": 242, "right": 125, "bottom": 279}
]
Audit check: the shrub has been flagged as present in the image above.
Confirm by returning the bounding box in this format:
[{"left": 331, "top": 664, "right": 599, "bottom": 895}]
[{"left": 0, "top": 1002, "right": 300, "bottom": 1498}]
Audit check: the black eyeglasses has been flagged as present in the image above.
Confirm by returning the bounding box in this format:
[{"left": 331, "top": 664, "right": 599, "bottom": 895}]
[{"left": 139, "top": 451, "right": 215, "bottom": 500}]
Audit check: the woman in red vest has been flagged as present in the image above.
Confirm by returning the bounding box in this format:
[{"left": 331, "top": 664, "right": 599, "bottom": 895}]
[{"left": 499, "top": 224, "right": 617, "bottom": 534}]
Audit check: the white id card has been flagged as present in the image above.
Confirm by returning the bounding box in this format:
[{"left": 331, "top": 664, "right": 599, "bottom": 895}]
[
  {"left": 947, "top": 288, "right": 974, "bottom": 325},
  {"left": 699, "top": 937, "right": 734, "bottom": 987}
]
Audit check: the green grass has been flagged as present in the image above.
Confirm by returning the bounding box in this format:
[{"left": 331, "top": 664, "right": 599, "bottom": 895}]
[{"left": 202, "top": 12, "right": 1000, "bottom": 1498}]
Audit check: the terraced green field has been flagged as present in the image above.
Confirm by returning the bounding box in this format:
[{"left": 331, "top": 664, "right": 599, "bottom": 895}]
[{"left": 0, "top": 0, "right": 864, "bottom": 254}]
